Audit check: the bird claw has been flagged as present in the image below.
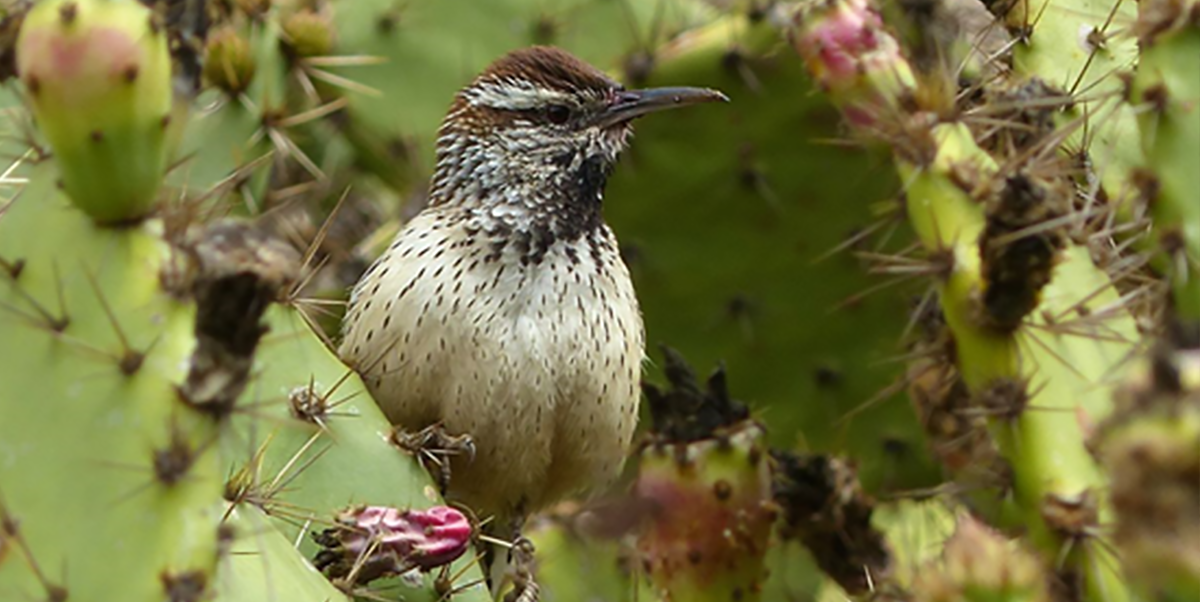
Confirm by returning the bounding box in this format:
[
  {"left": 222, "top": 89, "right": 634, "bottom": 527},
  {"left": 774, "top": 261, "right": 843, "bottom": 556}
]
[{"left": 389, "top": 424, "right": 477, "bottom": 493}]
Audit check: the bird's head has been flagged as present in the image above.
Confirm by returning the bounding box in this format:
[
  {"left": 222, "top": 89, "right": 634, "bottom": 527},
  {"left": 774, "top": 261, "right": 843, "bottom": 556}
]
[{"left": 429, "top": 46, "right": 726, "bottom": 218}]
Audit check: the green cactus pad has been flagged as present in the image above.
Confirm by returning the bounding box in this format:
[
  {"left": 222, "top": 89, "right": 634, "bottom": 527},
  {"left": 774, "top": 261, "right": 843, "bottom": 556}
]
[
  {"left": 523, "top": 514, "right": 653, "bottom": 602},
  {"left": 0, "top": 162, "right": 222, "bottom": 602},
  {"left": 791, "top": 2, "right": 1140, "bottom": 599},
  {"left": 0, "top": 149, "right": 488, "bottom": 602},
  {"left": 168, "top": 16, "right": 289, "bottom": 207},
  {"left": 215, "top": 504, "right": 351, "bottom": 602},
  {"left": 1131, "top": 0, "right": 1200, "bottom": 320}
]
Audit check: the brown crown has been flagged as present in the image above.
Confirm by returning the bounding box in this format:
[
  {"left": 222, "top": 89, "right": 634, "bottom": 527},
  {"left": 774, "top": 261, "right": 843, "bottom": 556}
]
[{"left": 473, "top": 46, "right": 620, "bottom": 94}]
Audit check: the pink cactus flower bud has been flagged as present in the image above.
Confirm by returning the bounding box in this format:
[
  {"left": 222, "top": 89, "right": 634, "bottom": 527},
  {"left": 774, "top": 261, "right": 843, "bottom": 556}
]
[
  {"left": 313, "top": 505, "right": 473, "bottom": 585},
  {"left": 792, "top": 0, "right": 916, "bottom": 128},
  {"left": 795, "top": 0, "right": 884, "bottom": 86}
]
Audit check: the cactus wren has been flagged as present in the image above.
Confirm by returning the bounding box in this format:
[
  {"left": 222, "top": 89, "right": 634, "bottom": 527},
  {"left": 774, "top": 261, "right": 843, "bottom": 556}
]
[{"left": 339, "top": 46, "right": 726, "bottom": 526}]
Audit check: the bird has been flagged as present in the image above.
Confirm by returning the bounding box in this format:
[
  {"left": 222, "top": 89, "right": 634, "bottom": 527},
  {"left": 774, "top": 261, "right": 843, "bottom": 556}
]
[{"left": 339, "top": 46, "right": 727, "bottom": 535}]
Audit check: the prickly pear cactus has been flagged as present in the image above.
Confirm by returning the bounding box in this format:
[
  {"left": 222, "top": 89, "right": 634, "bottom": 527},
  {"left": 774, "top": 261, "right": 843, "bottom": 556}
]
[
  {"left": 3, "top": 0, "right": 1198, "bottom": 600},
  {"left": 0, "top": 149, "right": 488, "bottom": 602},
  {"left": 786, "top": 0, "right": 1198, "bottom": 600}
]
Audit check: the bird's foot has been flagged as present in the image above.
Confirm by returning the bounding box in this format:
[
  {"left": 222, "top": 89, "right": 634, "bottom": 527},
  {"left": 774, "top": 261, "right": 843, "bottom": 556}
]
[{"left": 390, "top": 423, "right": 476, "bottom": 495}]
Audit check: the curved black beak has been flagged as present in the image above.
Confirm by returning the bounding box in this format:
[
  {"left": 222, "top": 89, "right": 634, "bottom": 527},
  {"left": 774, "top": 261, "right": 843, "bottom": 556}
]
[{"left": 596, "top": 86, "right": 729, "bottom": 128}]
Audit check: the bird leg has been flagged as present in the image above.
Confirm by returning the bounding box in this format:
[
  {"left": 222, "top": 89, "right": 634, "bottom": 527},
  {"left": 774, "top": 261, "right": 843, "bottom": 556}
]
[{"left": 498, "top": 537, "right": 539, "bottom": 602}]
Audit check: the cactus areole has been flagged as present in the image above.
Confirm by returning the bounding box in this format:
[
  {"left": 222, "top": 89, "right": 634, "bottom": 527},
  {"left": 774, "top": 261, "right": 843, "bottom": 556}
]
[{"left": 16, "top": 0, "right": 172, "bottom": 224}]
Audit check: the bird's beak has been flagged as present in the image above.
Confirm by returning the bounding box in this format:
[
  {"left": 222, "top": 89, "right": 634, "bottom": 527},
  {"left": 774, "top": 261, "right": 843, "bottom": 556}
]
[{"left": 596, "top": 87, "right": 729, "bottom": 128}]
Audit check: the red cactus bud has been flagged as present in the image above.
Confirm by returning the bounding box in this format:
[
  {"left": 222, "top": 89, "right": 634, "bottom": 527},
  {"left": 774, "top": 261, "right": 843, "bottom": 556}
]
[{"left": 313, "top": 505, "right": 472, "bottom": 585}]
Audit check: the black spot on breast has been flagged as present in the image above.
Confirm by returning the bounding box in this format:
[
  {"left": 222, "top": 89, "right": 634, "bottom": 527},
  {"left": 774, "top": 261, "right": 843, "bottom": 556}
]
[
  {"left": 551, "top": 150, "right": 574, "bottom": 169},
  {"left": 524, "top": 224, "right": 556, "bottom": 265},
  {"left": 513, "top": 230, "right": 532, "bottom": 265},
  {"left": 486, "top": 239, "right": 506, "bottom": 262},
  {"left": 588, "top": 235, "right": 605, "bottom": 270}
]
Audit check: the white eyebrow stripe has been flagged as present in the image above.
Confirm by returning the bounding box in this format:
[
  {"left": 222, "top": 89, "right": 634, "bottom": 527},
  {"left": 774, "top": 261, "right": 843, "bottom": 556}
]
[{"left": 464, "top": 79, "right": 575, "bottom": 110}]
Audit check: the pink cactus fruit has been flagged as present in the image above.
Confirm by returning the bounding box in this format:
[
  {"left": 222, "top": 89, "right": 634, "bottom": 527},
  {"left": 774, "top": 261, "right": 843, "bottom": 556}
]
[
  {"left": 313, "top": 505, "right": 473, "bottom": 585},
  {"left": 16, "top": 0, "right": 172, "bottom": 223}
]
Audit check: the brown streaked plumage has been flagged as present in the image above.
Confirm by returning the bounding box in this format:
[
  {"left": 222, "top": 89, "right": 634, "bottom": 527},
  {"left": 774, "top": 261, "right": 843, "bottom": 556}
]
[{"left": 339, "top": 46, "right": 726, "bottom": 535}]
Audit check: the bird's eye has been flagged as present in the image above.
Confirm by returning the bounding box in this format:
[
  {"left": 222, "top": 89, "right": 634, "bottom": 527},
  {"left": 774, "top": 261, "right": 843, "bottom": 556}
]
[{"left": 545, "top": 105, "right": 571, "bottom": 124}]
